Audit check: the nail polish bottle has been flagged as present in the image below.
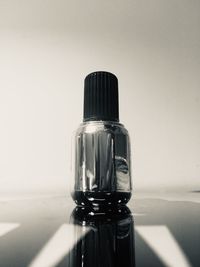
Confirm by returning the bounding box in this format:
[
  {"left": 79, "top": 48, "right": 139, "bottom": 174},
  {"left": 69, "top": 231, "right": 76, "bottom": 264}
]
[{"left": 71, "top": 71, "right": 132, "bottom": 208}]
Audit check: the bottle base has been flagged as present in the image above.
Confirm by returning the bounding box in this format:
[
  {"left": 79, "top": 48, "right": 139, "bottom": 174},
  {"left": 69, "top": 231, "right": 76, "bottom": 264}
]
[{"left": 72, "top": 191, "right": 132, "bottom": 207}]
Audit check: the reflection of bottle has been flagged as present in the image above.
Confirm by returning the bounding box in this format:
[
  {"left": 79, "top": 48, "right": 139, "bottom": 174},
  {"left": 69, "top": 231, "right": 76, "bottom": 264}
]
[
  {"left": 71, "top": 71, "right": 132, "bottom": 207},
  {"left": 68, "top": 206, "right": 135, "bottom": 267}
]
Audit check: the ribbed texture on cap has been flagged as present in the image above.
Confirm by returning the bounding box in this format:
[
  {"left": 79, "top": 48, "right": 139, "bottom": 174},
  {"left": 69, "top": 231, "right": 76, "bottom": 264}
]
[{"left": 83, "top": 71, "right": 119, "bottom": 122}]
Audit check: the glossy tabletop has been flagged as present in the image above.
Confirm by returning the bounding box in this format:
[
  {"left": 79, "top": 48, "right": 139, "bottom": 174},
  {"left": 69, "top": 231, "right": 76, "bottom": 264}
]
[{"left": 0, "top": 191, "right": 199, "bottom": 267}]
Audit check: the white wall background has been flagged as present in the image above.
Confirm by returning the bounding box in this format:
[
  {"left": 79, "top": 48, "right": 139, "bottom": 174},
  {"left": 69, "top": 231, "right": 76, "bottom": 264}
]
[{"left": 0, "top": 0, "right": 199, "bottom": 194}]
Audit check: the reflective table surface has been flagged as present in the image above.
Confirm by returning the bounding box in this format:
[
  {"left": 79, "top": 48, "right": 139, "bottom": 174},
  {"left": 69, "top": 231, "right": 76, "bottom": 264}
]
[{"left": 0, "top": 191, "right": 199, "bottom": 267}]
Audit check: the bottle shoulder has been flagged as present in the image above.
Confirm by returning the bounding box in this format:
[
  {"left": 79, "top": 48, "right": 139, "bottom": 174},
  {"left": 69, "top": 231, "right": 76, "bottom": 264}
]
[{"left": 75, "top": 120, "right": 129, "bottom": 136}]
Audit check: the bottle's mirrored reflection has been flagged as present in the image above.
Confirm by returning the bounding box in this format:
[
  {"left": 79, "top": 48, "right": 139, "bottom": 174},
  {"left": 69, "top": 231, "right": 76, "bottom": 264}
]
[{"left": 67, "top": 206, "right": 135, "bottom": 267}]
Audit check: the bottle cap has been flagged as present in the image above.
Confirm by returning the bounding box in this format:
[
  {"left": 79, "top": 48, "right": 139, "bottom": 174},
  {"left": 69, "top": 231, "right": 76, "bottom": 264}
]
[{"left": 83, "top": 71, "right": 119, "bottom": 122}]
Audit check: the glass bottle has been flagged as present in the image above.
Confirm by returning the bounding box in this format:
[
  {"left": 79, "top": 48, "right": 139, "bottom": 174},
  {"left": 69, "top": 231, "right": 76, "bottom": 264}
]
[{"left": 71, "top": 71, "right": 132, "bottom": 207}]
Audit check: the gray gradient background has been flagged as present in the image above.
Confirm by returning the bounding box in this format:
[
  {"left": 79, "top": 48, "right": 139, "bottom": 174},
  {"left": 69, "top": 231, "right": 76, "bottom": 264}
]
[{"left": 0, "top": 0, "right": 199, "bottom": 195}]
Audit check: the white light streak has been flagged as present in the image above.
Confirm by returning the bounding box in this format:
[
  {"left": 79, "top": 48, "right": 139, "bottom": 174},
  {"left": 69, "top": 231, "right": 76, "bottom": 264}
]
[
  {"left": 0, "top": 223, "right": 20, "bottom": 237},
  {"left": 28, "top": 224, "right": 90, "bottom": 267},
  {"left": 136, "top": 225, "right": 192, "bottom": 267}
]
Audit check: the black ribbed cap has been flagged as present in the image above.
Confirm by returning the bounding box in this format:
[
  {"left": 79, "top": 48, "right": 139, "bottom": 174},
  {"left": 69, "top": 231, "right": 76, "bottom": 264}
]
[{"left": 83, "top": 71, "right": 119, "bottom": 122}]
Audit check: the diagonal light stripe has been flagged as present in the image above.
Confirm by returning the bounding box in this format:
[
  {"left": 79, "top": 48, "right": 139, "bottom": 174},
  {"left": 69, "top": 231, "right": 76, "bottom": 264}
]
[
  {"left": 136, "top": 225, "right": 192, "bottom": 267},
  {"left": 0, "top": 223, "right": 20, "bottom": 237},
  {"left": 28, "top": 224, "right": 90, "bottom": 267}
]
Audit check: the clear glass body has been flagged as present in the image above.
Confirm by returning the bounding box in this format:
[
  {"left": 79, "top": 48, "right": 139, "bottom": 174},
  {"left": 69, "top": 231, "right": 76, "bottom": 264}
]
[{"left": 71, "top": 120, "right": 132, "bottom": 207}]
